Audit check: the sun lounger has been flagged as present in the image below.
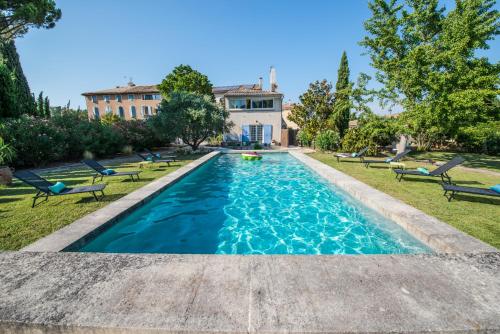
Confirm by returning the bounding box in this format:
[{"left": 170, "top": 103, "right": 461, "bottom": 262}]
[
  {"left": 82, "top": 159, "right": 141, "bottom": 184},
  {"left": 13, "top": 170, "right": 106, "bottom": 207},
  {"left": 335, "top": 147, "right": 369, "bottom": 163},
  {"left": 137, "top": 153, "right": 173, "bottom": 166},
  {"left": 363, "top": 149, "right": 412, "bottom": 168},
  {"left": 441, "top": 183, "right": 500, "bottom": 202},
  {"left": 394, "top": 156, "right": 465, "bottom": 183},
  {"left": 144, "top": 148, "right": 177, "bottom": 161}
]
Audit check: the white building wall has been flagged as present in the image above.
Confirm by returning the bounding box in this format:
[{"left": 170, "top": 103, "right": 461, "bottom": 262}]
[{"left": 224, "top": 96, "right": 283, "bottom": 144}]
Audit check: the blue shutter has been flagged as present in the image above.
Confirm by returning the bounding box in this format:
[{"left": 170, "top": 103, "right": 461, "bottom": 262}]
[
  {"left": 263, "top": 125, "right": 272, "bottom": 144},
  {"left": 242, "top": 125, "right": 250, "bottom": 142}
]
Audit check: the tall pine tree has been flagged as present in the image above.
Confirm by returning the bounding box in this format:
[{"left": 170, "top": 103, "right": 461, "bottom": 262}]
[
  {"left": 37, "top": 92, "right": 44, "bottom": 117},
  {"left": 44, "top": 96, "right": 50, "bottom": 118},
  {"left": 331, "top": 51, "right": 351, "bottom": 138}
]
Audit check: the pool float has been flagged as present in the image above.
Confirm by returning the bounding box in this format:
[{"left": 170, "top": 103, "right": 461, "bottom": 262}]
[{"left": 241, "top": 152, "right": 262, "bottom": 161}]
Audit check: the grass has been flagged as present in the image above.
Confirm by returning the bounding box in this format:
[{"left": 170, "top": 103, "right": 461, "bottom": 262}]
[
  {"left": 309, "top": 152, "right": 500, "bottom": 249},
  {"left": 409, "top": 151, "right": 500, "bottom": 172},
  {"left": 0, "top": 154, "right": 203, "bottom": 250}
]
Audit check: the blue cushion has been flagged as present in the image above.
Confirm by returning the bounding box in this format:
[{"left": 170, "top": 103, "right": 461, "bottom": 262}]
[
  {"left": 351, "top": 153, "right": 357, "bottom": 157},
  {"left": 385, "top": 157, "right": 393, "bottom": 163},
  {"left": 154, "top": 153, "right": 161, "bottom": 158},
  {"left": 102, "top": 168, "right": 116, "bottom": 175},
  {"left": 48, "top": 182, "right": 66, "bottom": 194},
  {"left": 146, "top": 156, "right": 153, "bottom": 161},
  {"left": 417, "top": 167, "right": 430, "bottom": 175},
  {"left": 490, "top": 184, "right": 500, "bottom": 194}
]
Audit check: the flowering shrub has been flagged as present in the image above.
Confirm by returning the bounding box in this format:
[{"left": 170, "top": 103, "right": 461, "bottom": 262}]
[{"left": 0, "top": 112, "right": 168, "bottom": 167}]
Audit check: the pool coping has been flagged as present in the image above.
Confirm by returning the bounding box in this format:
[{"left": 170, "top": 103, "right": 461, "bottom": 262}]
[
  {"left": 21, "top": 149, "right": 495, "bottom": 254},
  {"left": 21, "top": 151, "right": 222, "bottom": 252},
  {"left": 290, "top": 151, "right": 496, "bottom": 254}
]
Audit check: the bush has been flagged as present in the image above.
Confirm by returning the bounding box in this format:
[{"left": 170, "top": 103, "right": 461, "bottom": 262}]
[
  {"left": 342, "top": 115, "right": 397, "bottom": 155},
  {"left": 207, "top": 134, "right": 223, "bottom": 146},
  {"left": 112, "top": 120, "right": 160, "bottom": 151},
  {"left": 253, "top": 143, "right": 263, "bottom": 150},
  {"left": 315, "top": 130, "right": 340, "bottom": 151},
  {"left": 0, "top": 112, "right": 171, "bottom": 167},
  {"left": 0, "top": 116, "right": 64, "bottom": 167},
  {"left": 297, "top": 130, "right": 314, "bottom": 147},
  {"left": 456, "top": 121, "right": 500, "bottom": 155}
]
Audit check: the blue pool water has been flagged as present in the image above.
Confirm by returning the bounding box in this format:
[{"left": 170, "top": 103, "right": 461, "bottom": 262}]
[{"left": 72, "top": 153, "right": 431, "bottom": 254}]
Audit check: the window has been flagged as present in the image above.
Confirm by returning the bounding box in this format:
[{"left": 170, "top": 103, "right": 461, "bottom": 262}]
[
  {"left": 103, "top": 95, "right": 110, "bottom": 103},
  {"left": 262, "top": 99, "right": 273, "bottom": 108},
  {"left": 105, "top": 106, "right": 112, "bottom": 114},
  {"left": 252, "top": 99, "right": 273, "bottom": 109},
  {"left": 249, "top": 125, "right": 263, "bottom": 142},
  {"left": 93, "top": 107, "right": 100, "bottom": 119},
  {"left": 229, "top": 99, "right": 247, "bottom": 109},
  {"left": 130, "top": 106, "right": 137, "bottom": 118},
  {"left": 118, "top": 106, "right": 125, "bottom": 118},
  {"left": 229, "top": 98, "right": 273, "bottom": 110},
  {"left": 154, "top": 94, "right": 161, "bottom": 100},
  {"left": 142, "top": 106, "right": 153, "bottom": 117},
  {"left": 128, "top": 94, "right": 134, "bottom": 101},
  {"left": 142, "top": 94, "right": 153, "bottom": 100},
  {"left": 91, "top": 95, "right": 98, "bottom": 103},
  {"left": 116, "top": 95, "right": 122, "bottom": 102}
]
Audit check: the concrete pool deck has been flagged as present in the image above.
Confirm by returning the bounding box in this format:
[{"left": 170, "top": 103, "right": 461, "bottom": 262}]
[
  {"left": 2, "top": 150, "right": 499, "bottom": 333},
  {"left": 0, "top": 251, "right": 499, "bottom": 333}
]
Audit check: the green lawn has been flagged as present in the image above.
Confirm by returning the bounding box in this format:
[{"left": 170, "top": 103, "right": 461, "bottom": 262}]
[
  {"left": 309, "top": 152, "right": 500, "bottom": 249},
  {"left": 409, "top": 151, "right": 500, "bottom": 172},
  {"left": 0, "top": 154, "right": 203, "bottom": 250}
]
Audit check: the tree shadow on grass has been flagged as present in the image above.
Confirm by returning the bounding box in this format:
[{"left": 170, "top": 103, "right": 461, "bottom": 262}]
[
  {"left": 0, "top": 197, "right": 20, "bottom": 204},
  {"left": 76, "top": 193, "right": 128, "bottom": 204}
]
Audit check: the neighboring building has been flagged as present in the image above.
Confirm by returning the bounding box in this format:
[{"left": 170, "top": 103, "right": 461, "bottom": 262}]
[
  {"left": 282, "top": 102, "right": 299, "bottom": 129},
  {"left": 82, "top": 67, "right": 284, "bottom": 144},
  {"left": 82, "top": 81, "right": 161, "bottom": 120}
]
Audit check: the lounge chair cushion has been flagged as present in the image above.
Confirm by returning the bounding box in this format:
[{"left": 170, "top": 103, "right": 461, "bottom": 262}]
[
  {"left": 351, "top": 153, "right": 357, "bottom": 157},
  {"left": 417, "top": 167, "right": 430, "bottom": 175},
  {"left": 102, "top": 169, "right": 116, "bottom": 175},
  {"left": 385, "top": 157, "right": 393, "bottom": 163},
  {"left": 48, "top": 182, "right": 66, "bottom": 194},
  {"left": 490, "top": 184, "right": 500, "bottom": 194},
  {"left": 154, "top": 153, "right": 161, "bottom": 158}
]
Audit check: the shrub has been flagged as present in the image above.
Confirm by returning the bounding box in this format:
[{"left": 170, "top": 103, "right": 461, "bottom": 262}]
[
  {"left": 315, "top": 130, "right": 340, "bottom": 151},
  {"left": 342, "top": 115, "right": 397, "bottom": 155},
  {"left": 0, "top": 116, "right": 64, "bottom": 167},
  {"left": 297, "top": 130, "right": 314, "bottom": 147},
  {"left": 456, "top": 121, "right": 500, "bottom": 155},
  {"left": 207, "top": 134, "right": 223, "bottom": 146},
  {"left": 253, "top": 143, "right": 263, "bottom": 150},
  {"left": 112, "top": 120, "right": 160, "bottom": 151}
]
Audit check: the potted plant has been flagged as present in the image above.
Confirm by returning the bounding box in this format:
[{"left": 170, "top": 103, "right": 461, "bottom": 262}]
[{"left": 0, "top": 136, "right": 16, "bottom": 185}]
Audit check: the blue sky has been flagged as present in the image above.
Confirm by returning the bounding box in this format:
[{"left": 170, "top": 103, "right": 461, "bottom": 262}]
[{"left": 16, "top": 0, "right": 499, "bottom": 112}]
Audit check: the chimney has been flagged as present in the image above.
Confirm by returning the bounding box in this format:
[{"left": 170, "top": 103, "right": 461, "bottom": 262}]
[
  {"left": 269, "top": 66, "right": 277, "bottom": 92},
  {"left": 258, "top": 77, "right": 263, "bottom": 90}
]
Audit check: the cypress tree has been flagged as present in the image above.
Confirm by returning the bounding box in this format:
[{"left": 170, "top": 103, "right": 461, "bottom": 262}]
[
  {"left": 0, "top": 59, "right": 16, "bottom": 117},
  {"left": 44, "top": 96, "right": 50, "bottom": 118},
  {"left": 331, "top": 51, "right": 351, "bottom": 138},
  {"left": 0, "top": 40, "right": 35, "bottom": 116},
  {"left": 37, "top": 91, "right": 44, "bottom": 117}
]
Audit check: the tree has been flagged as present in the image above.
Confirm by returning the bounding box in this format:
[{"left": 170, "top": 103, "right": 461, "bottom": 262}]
[
  {"left": 158, "top": 64, "right": 214, "bottom": 99},
  {"left": 361, "top": 0, "right": 499, "bottom": 150},
  {"left": 37, "top": 91, "right": 43, "bottom": 116},
  {"left": 0, "top": 40, "right": 35, "bottom": 117},
  {"left": 44, "top": 95, "right": 49, "bottom": 118},
  {"left": 151, "top": 91, "right": 230, "bottom": 150},
  {"left": 331, "top": 51, "right": 351, "bottom": 138},
  {"left": 0, "top": 59, "right": 16, "bottom": 117},
  {"left": 0, "top": 0, "right": 62, "bottom": 40},
  {"left": 288, "top": 80, "right": 335, "bottom": 139}
]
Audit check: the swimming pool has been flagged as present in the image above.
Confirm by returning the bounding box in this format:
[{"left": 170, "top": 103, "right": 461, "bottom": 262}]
[{"left": 69, "top": 153, "right": 430, "bottom": 255}]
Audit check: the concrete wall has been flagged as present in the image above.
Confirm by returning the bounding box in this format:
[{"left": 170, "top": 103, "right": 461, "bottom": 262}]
[
  {"left": 84, "top": 94, "right": 161, "bottom": 121},
  {"left": 224, "top": 96, "right": 283, "bottom": 144}
]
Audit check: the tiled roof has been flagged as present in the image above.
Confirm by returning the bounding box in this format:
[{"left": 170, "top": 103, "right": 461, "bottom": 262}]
[
  {"left": 83, "top": 84, "right": 261, "bottom": 96},
  {"left": 82, "top": 85, "right": 159, "bottom": 96},
  {"left": 224, "top": 88, "right": 283, "bottom": 97},
  {"left": 213, "top": 84, "right": 257, "bottom": 94}
]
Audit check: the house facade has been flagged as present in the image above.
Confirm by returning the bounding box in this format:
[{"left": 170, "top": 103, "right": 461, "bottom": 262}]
[{"left": 82, "top": 68, "right": 284, "bottom": 144}]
